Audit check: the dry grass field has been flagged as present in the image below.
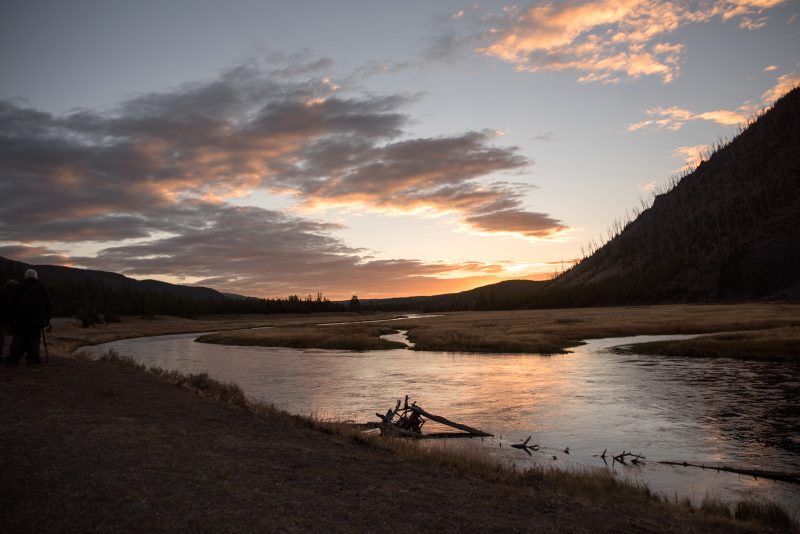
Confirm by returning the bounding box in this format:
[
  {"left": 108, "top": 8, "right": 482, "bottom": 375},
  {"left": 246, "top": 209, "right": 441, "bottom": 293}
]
[
  {"left": 391, "top": 302, "right": 800, "bottom": 356},
  {"left": 196, "top": 323, "right": 406, "bottom": 350}
]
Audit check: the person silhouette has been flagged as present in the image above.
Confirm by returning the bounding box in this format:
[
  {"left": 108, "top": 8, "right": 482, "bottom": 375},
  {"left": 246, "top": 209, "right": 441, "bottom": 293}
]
[
  {"left": 0, "top": 279, "right": 18, "bottom": 358},
  {"left": 6, "top": 269, "right": 52, "bottom": 367}
]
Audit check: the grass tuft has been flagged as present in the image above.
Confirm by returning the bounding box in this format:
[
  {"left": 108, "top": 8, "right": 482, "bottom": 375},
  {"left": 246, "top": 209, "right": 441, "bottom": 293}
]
[
  {"left": 699, "top": 494, "right": 798, "bottom": 531},
  {"left": 151, "top": 367, "right": 248, "bottom": 408},
  {"left": 98, "top": 349, "right": 145, "bottom": 371},
  {"left": 701, "top": 494, "right": 732, "bottom": 517},
  {"left": 734, "top": 496, "right": 797, "bottom": 530},
  {"left": 95, "top": 350, "right": 248, "bottom": 408}
]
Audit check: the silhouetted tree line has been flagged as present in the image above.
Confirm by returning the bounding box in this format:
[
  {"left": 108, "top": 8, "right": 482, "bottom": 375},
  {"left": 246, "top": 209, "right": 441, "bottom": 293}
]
[
  {"left": 0, "top": 260, "right": 343, "bottom": 321},
  {"left": 54, "top": 283, "right": 343, "bottom": 321}
]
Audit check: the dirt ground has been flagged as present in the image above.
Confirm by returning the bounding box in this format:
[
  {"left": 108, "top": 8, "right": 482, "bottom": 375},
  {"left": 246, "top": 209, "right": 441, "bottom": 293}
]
[{"left": 0, "top": 354, "right": 774, "bottom": 533}]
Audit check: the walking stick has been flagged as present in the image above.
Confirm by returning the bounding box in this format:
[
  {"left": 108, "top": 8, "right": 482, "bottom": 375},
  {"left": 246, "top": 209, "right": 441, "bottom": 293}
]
[{"left": 41, "top": 327, "right": 49, "bottom": 364}]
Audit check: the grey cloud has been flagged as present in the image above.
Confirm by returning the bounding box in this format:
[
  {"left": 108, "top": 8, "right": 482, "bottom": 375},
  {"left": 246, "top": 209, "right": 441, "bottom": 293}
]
[
  {"left": 279, "top": 131, "right": 529, "bottom": 213},
  {"left": 72, "top": 204, "right": 494, "bottom": 297},
  {"left": 421, "top": 6, "right": 485, "bottom": 64},
  {"left": 465, "top": 209, "right": 567, "bottom": 238},
  {"left": 0, "top": 66, "right": 414, "bottom": 243}
]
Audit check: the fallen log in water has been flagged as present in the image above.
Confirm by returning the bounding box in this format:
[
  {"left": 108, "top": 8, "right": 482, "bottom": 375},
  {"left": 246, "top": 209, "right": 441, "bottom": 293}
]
[
  {"left": 659, "top": 461, "right": 800, "bottom": 485},
  {"left": 408, "top": 405, "right": 493, "bottom": 438},
  {"left": 420, "top": 432, "right": 487, "bottom": 440},
  {"left": 375, "top": 396, "right": 493, "bottom": 439},
  {"left": 613, "top": 451, "right": 646, "bottom": 465}
]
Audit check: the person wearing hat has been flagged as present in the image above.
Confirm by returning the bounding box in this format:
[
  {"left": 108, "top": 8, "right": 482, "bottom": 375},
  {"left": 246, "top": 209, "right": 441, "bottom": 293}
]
[{"left": 6, "top": 269, "right": 52, "bottom": 367}]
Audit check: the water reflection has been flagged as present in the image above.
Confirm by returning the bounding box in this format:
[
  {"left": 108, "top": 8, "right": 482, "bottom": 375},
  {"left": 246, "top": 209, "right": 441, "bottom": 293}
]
[{"left": 81, "top": 331, "right": 800, "bottom": 515}]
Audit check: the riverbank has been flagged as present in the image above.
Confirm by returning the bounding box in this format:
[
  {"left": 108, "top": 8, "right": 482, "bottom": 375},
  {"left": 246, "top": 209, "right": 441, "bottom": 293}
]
[
  {"left": 1, "top": 350, "right": 790, "bottom": 532},
  {"left": 614, "top": 326, "right": 800, "bottom": 363},
  {"left": 46, "top": 311, "right": 405, "bottom": 354}
]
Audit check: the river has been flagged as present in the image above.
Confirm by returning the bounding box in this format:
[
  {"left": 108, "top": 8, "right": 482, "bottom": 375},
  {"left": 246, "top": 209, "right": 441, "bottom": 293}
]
[{"left": 80, "top": 324, "right": 800, "bottom": 515}]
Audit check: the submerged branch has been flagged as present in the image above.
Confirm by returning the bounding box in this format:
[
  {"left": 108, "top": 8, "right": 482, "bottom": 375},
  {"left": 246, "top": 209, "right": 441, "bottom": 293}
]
[{"left": 659, "top": 461, "right": 800, "bottom": 485}]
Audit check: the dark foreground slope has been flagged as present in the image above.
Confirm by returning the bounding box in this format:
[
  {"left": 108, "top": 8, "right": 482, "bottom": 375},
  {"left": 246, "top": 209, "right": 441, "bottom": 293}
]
[
  {"left": 553, "top": 87, "right": 800, "bottom": 303},
  {"left": 0, "top": 356, "right": 774, "bottom": 533}
]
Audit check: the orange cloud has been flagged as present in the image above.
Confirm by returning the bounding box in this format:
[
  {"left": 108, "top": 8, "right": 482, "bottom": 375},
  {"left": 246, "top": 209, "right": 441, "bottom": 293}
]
[
  {"left": 628, "top": 71, "right": 799, "bottom": 131},
  {"left": 478, "top": 0, "right": 786, "bottom": 83},
  {"left": 696, "top": 109, "right": 750, "bottom": 125},
  {"left": 761, "top": 72, "right": 800, "bottom": 104},
  {"left": 672, "top": 144, "right": 711, "bottom": 170},
  {"left": 628, "top": 105, "right": 749, "bottom": 130}
]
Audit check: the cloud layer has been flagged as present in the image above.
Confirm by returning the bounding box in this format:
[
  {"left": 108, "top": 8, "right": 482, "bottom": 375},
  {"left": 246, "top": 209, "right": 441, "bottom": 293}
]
[
  {"left": 478, "top": 0, "right": 786, "bottom": 83},
  {"left": 0, "top": 62, "right": 563, "bottom": 296},
  {"left": 67, "top": 203, "right": 517, "bottom": 297}
]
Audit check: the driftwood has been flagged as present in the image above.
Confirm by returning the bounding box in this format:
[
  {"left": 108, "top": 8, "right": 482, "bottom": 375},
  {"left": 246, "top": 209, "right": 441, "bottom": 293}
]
[
  {"left": 408, "top": 405, "right": 492, "bottom": 437},
  {"left": 510, "top": 435, "right": 541, "bottom": 456},
  {"left": 659, "top": 461, "right": 800, "bottom": 485},
  {"left": 613, "top": 451, "right": 646, "bottom": 465},
  {"left": 376, "top": 395, "right": 493, "bottom": 439}
]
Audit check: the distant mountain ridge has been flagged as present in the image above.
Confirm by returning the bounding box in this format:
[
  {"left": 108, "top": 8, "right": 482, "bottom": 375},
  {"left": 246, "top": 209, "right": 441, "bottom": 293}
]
[
  {"left": 0, "top": 256, "right": 227, "bottom": 302},
  {"left": 0, "top": 256, "right": 344, "bottom": 318}
]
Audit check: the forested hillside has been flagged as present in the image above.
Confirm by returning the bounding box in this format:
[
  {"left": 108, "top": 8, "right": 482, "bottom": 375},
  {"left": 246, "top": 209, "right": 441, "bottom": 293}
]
[
  {"left": 552, "top": 86, "right": 800, "bottom": 303},
  {"left": 0, "top": 256, "right": 343, "bottom": 320},
  {"left": 368, "top": 87, "right": 800, "bottom": 312}
]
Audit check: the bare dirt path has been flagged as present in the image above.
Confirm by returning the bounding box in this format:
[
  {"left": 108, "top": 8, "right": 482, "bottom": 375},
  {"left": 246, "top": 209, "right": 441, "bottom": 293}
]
[{"left": 0, "top": 355, "right": 770, "bottom": 533}]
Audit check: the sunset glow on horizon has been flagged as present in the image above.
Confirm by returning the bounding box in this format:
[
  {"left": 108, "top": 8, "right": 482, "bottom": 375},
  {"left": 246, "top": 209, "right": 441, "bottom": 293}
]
[{"left": 1, "top": 0, "right": 798, "bottom": 299}]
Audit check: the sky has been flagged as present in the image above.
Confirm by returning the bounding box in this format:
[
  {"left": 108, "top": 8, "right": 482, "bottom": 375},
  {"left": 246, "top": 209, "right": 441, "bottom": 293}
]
[{"left": 1, "top": 0, "right": 798, "bottom": 299}]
